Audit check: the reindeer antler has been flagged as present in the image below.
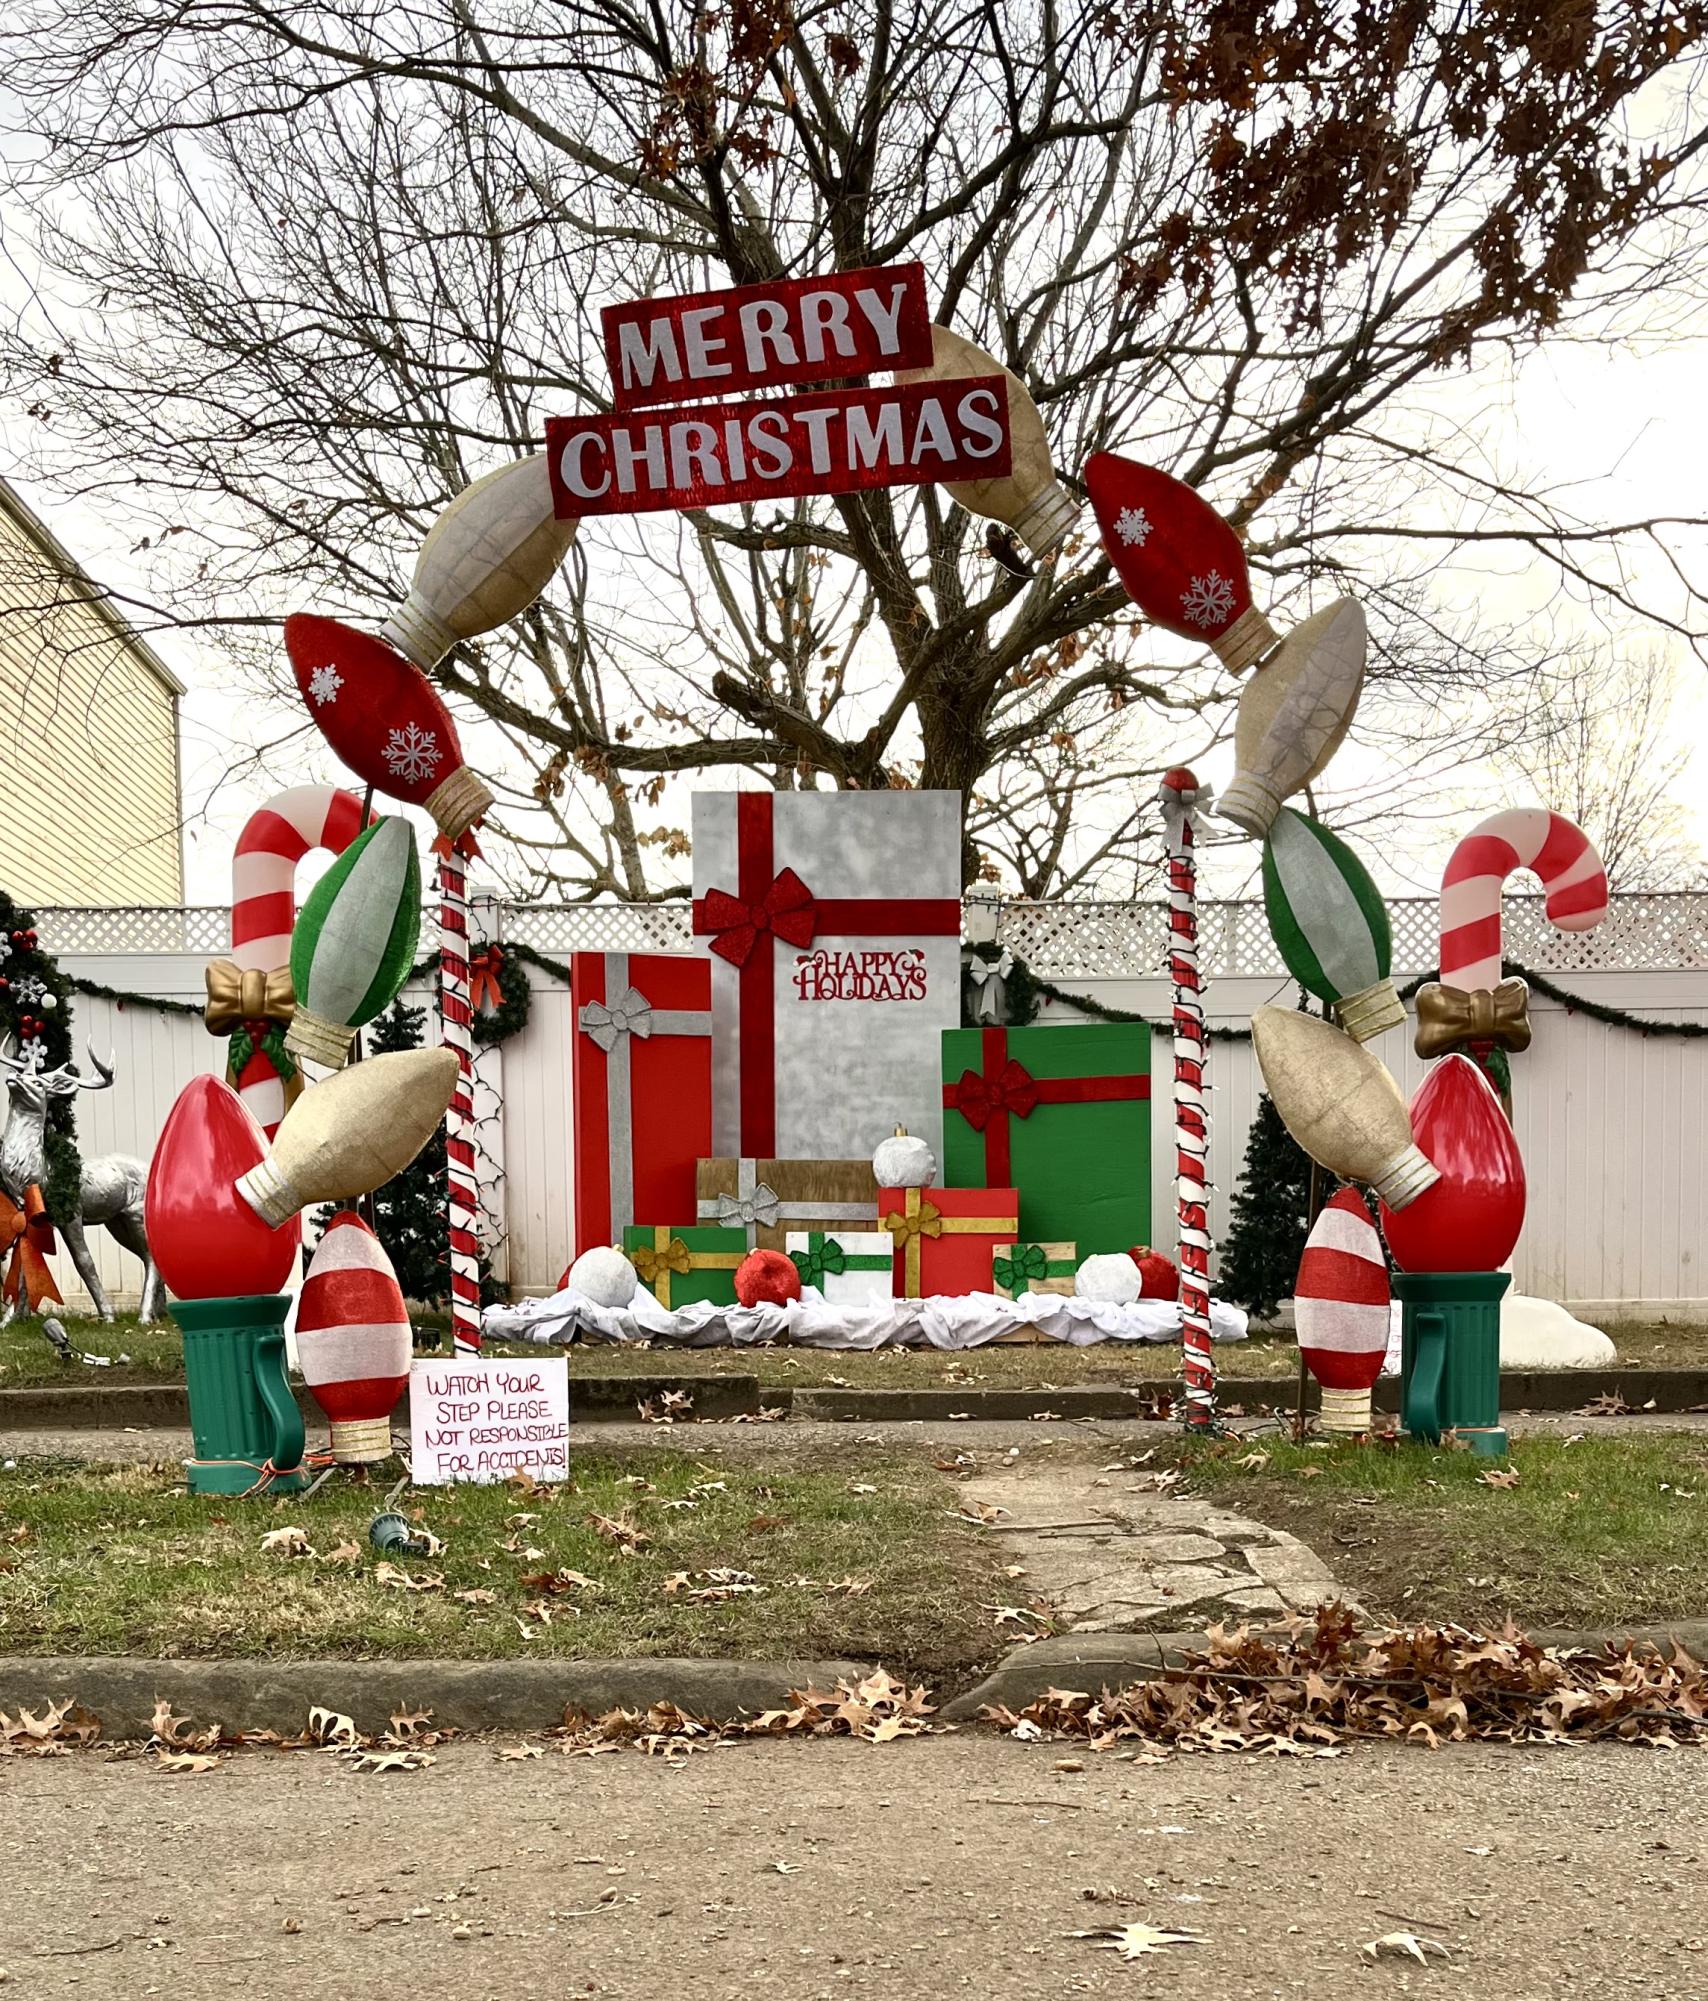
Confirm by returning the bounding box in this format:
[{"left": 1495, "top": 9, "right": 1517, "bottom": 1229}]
[
  {"left": 0, "top": 1038, "right": 28, "bottom": 1075},
  {"left": 76, "top": 1045, "right": 115, "bottom": 1092}
]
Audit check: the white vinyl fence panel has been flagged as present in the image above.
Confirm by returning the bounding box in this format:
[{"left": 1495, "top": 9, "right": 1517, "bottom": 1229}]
[{"left": 36, "top": 897, "right": 1708, "bottom": 1322}]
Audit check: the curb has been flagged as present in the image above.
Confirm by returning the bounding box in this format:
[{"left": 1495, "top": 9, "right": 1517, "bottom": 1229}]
[
  {"left": 0, "top": 1374, "right": 773, "bottom": 1432},
  {"left": 937, "top": 1617, "right": 1708, "bottom": 1721},
  {"left": 0, "top": 1653, "right": 868, "bottom": 1740}
]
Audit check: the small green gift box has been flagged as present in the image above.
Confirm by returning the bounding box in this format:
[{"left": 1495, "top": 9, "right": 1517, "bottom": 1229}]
[
  {"left": 786, "top": 1230, "right": 895, "bottom": 1304},
  {"left": 622, "top": 1225, "right": 747, "bottom": 1310},
  {"left": 990, "top": 1241, "right": 1078, "bottom": 1299}
]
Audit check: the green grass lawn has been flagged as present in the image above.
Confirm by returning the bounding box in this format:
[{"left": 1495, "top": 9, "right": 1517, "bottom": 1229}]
[
  {"left": 1183, "top": 1431, "right": 1708, "bottom": 1631},
  {"left": 0, "top": 1451, "right": 1004, "bottom": 1675}
]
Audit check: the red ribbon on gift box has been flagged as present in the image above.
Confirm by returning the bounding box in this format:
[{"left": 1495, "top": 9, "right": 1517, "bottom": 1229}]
[
  {"left": 945, "top": 1026, "right": 1150, "bottom": 1185},
  {"left": 693, "top": 792, "right": 960, "bottom": 1155}
]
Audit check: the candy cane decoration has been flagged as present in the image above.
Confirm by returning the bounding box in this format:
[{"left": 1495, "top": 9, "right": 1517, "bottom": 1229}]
[
  {"left": 437, "top": 844, "right": 481, "bottom": 1354},
  {"left": 227, "top": 784, "right": 367, "bottom": 1136},
  {"left": 1159, "top": 768, "right": 1216, "bottom": 1428},
  {"left": 1440, "top": 808, "right": 1609, "bottom": 992}
]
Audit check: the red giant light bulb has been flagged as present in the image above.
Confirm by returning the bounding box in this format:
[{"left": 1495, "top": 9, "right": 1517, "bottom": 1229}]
[
  {"left": 1084, "top": 452, "right": 1278, "bottom": 672},
  {"left": 1379, "top": 1054, "right": 1526, "bottom": 1273},
  {"left": 286, "top": 613, "right": 494, "bottom": 846},
  {"left": 145, "top": 1074, "right": 301, "bottom": 1298}
]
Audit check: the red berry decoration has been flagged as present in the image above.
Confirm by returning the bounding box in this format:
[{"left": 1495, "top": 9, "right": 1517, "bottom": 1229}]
[
  {"left": 1127, "top": 1245, "right": 1180, "bottom": 1300},
  {"left": 734, "top": 1248, "right": 802, "bottom": 1309}
]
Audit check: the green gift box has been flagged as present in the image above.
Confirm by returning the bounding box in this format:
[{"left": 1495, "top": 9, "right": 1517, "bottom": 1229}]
[
  {"left": 941, "top": 1023, "right": 1151, "bottom": 1254},
  {"left": 622, "top": 1224, "right": 747, "bottom": 1310},
  {"left": 991, "top": 1241, "right": 1078, "bottom": 1299}
]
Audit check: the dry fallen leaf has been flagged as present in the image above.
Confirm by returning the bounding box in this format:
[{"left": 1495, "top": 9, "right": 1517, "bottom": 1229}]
[
  {"left": 260, "top": 1526, "right": 314, "bottom": 1559},
  {"left": 1232, "top": 1452, "right": 1269, "bottom": 1470},
  {"left": 1067, "top": 1921, "right": 1206, "bottom": 1959},
  {"left": 952, "top": 1499, "right": 1009, "bottom": 1526},
  {"left": 353, "top": 1748, "right": 436, "bottom": 1774},
  {"left": 306, "top": 1706, "right": 359, "bottom": 1748},
  {"left": 323, "top": 1541, "right": 363, "bottom": 1566},
  {"left": 154, "top": 1750, "right": 220, "bottom": 1774},
  {"left": 499, "top": 1743, "right": 544, "bottom": 1761},
  {"left": 587, "top": 1512, "right": 651, "bottom": 1554},
  {"left": 453, "top": 1588, "right": 498, "bottom": 1606},
  {"left": 373, "top": 1563, "right": 444, "bottom": 1593},
  {"left": 1478, "top": 1468, "right": 1520, "bottom": 1489},
  {"left": 1361, "top": 1931, "right": 1451, "bottom": 1965}
]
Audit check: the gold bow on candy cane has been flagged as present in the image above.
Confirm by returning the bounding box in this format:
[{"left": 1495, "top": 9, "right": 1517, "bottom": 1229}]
[
  {"left": 1412, "top": 977, "right": 1532, "bottom": 1060},
  {"left": 202, "top": 961, "right": 296, "bottom": 1035}
]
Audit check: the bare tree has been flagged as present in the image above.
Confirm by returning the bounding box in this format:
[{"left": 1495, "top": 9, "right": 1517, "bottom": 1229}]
[
  {"left": 1495, "top": 649, "right": 1702, "bottom": 891},
  {"left": 3, "top": 1, "right": 1707, "bottom": 898}
]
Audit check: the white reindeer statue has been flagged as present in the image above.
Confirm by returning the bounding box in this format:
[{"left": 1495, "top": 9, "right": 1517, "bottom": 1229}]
[{"left": 0, "top": 1041, "right": 160, "bottom": 1323}]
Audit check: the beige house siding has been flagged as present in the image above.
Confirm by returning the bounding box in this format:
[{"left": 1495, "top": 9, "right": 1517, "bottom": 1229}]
[{"left": 0, "top": 482, "right": 184, "bottom": 905}]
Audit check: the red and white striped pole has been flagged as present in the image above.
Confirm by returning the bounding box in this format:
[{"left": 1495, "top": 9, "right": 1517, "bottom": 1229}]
[
  {"left": 437, "top": 843, "right": 482, "bottom": 1353},
  {"left": 1159, "top": 768, "right": 1216, "bottom": 1429}
]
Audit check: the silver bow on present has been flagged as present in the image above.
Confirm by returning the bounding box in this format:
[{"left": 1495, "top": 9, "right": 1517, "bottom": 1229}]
[
  {"left": 966, "top": 948, "right": 1014, "bottom": 1023},
  {"left": 711, "top": 1182, "right": 783, "bottom": 1231},
  {"left": 577, "top": 986, "right": 654, "bottom": 1051}
]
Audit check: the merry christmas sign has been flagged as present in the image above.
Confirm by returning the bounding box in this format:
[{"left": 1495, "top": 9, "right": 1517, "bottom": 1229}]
[
  {"left": 691, "top": 788, "right": 962, "bottom": 1162},
  {"left": 547, "top": 263, "right": 1011, "bottom": 517}
]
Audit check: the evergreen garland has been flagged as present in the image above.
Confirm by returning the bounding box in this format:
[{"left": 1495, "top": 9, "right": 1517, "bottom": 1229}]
[
  {"left": 0, "top": 892, "right": 84, "bottom": 1224},
  {"left": 1217, "top": 1091, "right": 1316, "bottom": 1320}
]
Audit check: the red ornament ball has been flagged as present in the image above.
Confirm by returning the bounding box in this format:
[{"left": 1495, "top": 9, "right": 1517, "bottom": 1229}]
[
  {"left": 734, "top": 1248, "right": 802, "bottom": 1309},
  {"left": 1127, "top": 1245, "right": 1180, "bottom": 1300},
  {"left": 1379, "top": 1054, "right": 1526, "bottom": 1274}
]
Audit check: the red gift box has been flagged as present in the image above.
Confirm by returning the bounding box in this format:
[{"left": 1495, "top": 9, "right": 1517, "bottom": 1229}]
[
  {"left": 878, "top": 1184, "right": 1019, "bottom": 1299},
  {"left": 571, "top": 952, "right": 712, "bottom": 1253}
]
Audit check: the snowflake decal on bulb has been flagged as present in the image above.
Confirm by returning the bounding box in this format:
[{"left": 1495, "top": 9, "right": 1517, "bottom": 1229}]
[
  {"left": 1180, "top": 571, "right": 1236, "bottom": 629},
  {"left": 1114, "top": 506, "right": 1152, "bottom": 547},
  {"left": 385, "top": 722, "right": 443, "bottom": 786},
  {"left": 308, "top": 663, "right": 343, "bottom": 706}
]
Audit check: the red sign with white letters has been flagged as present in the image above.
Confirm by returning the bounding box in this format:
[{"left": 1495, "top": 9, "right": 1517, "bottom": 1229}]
[
  {"left": 546, "top": 376, "right": 1011, "bottom": 519},
  {"left": 603, "top": 262, "right": 933, "bottom": 409}
]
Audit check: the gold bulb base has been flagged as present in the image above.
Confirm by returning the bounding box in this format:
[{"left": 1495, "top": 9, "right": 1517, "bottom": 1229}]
[
  {"left": 426, "top": 765, "right": 495, "bottom": 844},
  {"left": 1317, "top": 1385, "right": 1375, "bottom": 1434},
  {"left": 1335, "top": 979, "right": 1407, "bottom": 1044},
  {"left": 1372, "top": 1143, "right": 1439, "bottom": 1213},
  {"left": 236, "top": 1156, "right": 305, "bottom": 1229},
  {"left": 329, "top": 1415, "right": 395, "bottom": 1464},
  {"left": 380, "top": 592, "right": 459, "bottom": 671},
  {"left": 1218, "top": 770, "right": 1283, "bottom": 838},
  {"left": 283, "top": 1004, "right": 355, "bottom": 1072},
  {"left": 1010, "top": 481, "right": 1080, "bottom": 557},
  {"left": 1210, "top": 604, "right": 1281, "bottom": 675}
]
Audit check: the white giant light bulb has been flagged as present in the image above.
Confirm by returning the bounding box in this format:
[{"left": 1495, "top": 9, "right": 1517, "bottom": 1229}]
[
  {"left": 1219, "top": 597, "right": 1366, "bottom": 837},
  {"left": 896, "top": 326, "right": 1078, "bottom": 558},
  {"left": 381, "top": 455, "right": 579, "bottom": 669}
]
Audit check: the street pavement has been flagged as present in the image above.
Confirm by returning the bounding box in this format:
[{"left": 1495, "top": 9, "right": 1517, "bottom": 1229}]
[{"left": 1, "top": 1732, "right": 1701, "bottom": 1998}]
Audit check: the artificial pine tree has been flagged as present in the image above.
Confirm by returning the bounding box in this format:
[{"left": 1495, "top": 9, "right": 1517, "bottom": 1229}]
[{"left": 1218, "top": 1091, "right": 1314, "bottom": 1322}]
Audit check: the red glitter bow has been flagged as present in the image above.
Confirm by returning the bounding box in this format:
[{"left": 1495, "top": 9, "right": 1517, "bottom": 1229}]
[
  {"left": 951, "top": 1058, "right": 1040, "bottom": 1131},
  {"left": 695, "top": 867, "right": 817, "bottom": 968}
]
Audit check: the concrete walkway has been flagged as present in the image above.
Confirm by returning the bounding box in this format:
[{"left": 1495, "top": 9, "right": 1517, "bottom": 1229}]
[{"left": 967, "top": 1456, "right": 1355, "bottom": 1632}]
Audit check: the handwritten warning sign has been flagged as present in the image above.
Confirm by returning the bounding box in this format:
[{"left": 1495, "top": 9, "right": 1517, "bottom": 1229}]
[{"left": 409, "top": 1357, "right": 571, "bottom": 1486}]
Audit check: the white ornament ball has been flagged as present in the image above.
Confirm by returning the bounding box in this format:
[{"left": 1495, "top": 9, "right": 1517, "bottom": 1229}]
[
  {"left": 40, "top": 994, "right": 55, "bottom": 1012},
  {"left": 872, "top": 1132, "right": 936, "bottom": 1188},
  {"left": 1075, "top": 1253, "right": 1142, "bottom": 1305},
  {"left": 566, "top": 1246, "right": 638, "bottom": 1309}
]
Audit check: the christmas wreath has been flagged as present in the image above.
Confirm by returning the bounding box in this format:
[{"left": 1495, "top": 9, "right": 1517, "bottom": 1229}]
[{"left": 470, "top": 943, "right": 533, "bottom": 1048}]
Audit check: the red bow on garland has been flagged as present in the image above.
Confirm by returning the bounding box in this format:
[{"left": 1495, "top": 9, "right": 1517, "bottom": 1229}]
[
  {"left": 951, "top": 1057, "right": 1040, "bottom": 1130},
  {"left": 469, "top": 946, "right": 505, "bottom": 1012},
  {"left": 0, "top": 1185, "right": 61, "bottom": 1309},
  {"left": 694, "top": 867, "right": 817, "bottom": 968}
]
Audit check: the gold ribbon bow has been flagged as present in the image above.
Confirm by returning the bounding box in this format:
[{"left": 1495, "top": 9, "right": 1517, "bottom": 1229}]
[
  {"left": 203, "top": 961, "right": 296, "bottom": 1035},
  {"left": 0, "top": 1185, "right": 62, "bottom": 1309},
  {"left": 1412, "top": 977, "right": 1532, "bottom": 1060},
  {"left": 884, "top": 1192, "right": 942, "bottom": 1301},
  {"left": 632, "top": 1236, "right": 693, "bottom": 1289}
]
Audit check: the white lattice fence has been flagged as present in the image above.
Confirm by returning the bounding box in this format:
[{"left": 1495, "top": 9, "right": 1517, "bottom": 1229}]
[{"left": 39, "top": 893, "right": 1708, "bottom": 976}]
